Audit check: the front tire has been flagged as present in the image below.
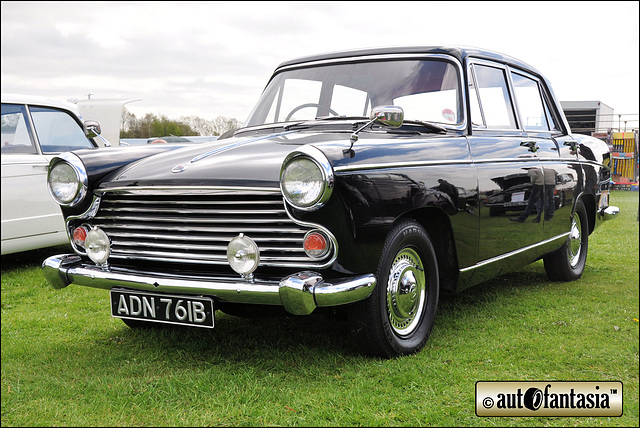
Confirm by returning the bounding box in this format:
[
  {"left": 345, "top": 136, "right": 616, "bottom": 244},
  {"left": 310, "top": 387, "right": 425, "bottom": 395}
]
[
  {"left": 352, "top": 220, "right": 439, "bottom": 358},
  {"left": 543, "top": 199, "right": 589, "bottom": 281}
]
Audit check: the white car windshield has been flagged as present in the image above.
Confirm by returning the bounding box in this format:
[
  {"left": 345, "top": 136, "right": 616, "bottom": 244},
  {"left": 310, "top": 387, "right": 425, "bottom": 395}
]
[{"left": 244, "top": 58, "right": 462, "bottom": 127}]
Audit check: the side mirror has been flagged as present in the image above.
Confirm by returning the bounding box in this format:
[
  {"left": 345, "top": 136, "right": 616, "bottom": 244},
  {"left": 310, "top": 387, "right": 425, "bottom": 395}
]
[
  {"left": 84, "top": 120, "right": 101, "bottom": 138},
  {"left": 83, "top": 120, "right": 111, "bottom": 147},
  {"left": 350, "top": 105, "right": 404, "bottom": 143},
  {"left": 370, "top": 105, "right": 404, "bottom": 128}
]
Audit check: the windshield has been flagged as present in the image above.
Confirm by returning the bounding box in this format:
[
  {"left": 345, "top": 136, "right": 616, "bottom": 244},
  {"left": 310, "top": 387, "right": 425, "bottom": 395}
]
[{"left": 244, "top": 58, "right": 462, "bottom": 128}]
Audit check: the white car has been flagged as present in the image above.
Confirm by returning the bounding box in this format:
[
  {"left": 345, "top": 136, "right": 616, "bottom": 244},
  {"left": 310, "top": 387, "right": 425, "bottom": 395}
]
[{"left": 1, "top": 93, "right": 99, "bottom": 255}]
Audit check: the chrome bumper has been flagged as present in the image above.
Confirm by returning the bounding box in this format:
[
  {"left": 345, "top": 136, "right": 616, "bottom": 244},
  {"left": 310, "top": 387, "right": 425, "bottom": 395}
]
[
  {"left": 42, "top": 254, "right": 376, "bottom": 316},
  {"left": 600, "top": 205, "right": 620, "bottom": 221}
]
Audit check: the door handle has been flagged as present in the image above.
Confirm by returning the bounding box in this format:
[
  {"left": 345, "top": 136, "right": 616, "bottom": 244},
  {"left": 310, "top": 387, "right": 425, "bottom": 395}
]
[
  {"left": 520, "top": 141, "right": 539, "bottom": 153},
  {"left": 564, "top": 140, "right": 578, "bottom": 152}
]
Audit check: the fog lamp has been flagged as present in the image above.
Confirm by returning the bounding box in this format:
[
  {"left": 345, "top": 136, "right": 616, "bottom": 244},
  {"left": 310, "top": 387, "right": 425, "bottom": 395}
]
[
  {"left": 227, "top": 234, "right": 260, "bottom": 276},
  {"left": 85, "top": 227, "right": 111, "bottom": 265}
]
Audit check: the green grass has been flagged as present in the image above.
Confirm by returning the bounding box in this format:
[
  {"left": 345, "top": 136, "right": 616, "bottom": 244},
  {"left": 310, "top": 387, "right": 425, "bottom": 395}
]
[{"left": 2, "top": 192, "right": 638, "bottom": 426}]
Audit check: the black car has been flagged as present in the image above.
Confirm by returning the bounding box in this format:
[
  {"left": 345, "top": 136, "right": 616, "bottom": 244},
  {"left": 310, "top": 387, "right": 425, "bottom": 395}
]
[{"left": 43, "top": 46, "right": 619, "bottom": 358}]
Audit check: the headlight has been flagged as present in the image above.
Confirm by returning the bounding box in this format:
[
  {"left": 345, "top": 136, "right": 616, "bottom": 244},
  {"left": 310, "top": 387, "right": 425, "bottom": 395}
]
[
  {"left": 47, "top": 153, "right": 87, "bottom": 206},
  {"left": 280, "top": 146, "right": 333, "bottom": 211}
]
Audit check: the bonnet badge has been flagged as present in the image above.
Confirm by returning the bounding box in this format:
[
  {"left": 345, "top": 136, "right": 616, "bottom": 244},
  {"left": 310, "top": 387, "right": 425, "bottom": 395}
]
[{"left": 171, "top": 164, "right": 187, "bottom": 173}]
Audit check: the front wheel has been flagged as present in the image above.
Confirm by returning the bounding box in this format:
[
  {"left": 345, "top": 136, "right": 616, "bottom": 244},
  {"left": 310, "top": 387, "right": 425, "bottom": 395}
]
[
  {"left": 352, "top": 220, "right": 439, "bottom": 358},
  {"left": 543, "top": 199, "right": 589, "bottom": 281}
]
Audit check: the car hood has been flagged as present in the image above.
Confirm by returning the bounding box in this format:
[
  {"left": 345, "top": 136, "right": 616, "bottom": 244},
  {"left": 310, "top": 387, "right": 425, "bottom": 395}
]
[
  {"left": 97, "top": 128, "right": 462, "bottom": 190},
  {"left": 99, "top": 131, "right": 323, "bottom": 189}
]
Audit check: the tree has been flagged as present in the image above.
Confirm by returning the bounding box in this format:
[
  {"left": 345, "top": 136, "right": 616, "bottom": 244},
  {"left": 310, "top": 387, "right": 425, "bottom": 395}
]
[
  {"left": 119, "top": 108, "right": 241, "bottom": 138},
  {"left": 180, "top": 115, "right": 241, "bottom": 136}
]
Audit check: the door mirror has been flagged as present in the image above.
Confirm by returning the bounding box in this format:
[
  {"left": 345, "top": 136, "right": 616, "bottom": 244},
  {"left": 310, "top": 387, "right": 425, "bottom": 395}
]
[
  {"left": 84, "top": 120, "right": 102, "bottom": 138},
  {"left": 371, "top": 105, "right": 403, "bottom": 128}
]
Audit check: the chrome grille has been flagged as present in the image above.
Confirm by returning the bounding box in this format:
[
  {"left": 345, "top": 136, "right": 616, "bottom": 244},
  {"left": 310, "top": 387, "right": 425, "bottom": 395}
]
[{"left": 90, "top": 189, "right": 332, "bottom": 268}]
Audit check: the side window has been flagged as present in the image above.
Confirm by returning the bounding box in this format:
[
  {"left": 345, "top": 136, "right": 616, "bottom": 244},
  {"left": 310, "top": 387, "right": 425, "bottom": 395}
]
[
  {"left": 30, "top": 106, "right": 94, "bottom": 153},
  {"left": 1, "top": 103, "right": 38, "bottom": 154},
  {"left": 472, "top": 64, "right": 517, "bottom": 129},
  {"left": 511, "top": 72, "right": 552, "bottom": 131}
]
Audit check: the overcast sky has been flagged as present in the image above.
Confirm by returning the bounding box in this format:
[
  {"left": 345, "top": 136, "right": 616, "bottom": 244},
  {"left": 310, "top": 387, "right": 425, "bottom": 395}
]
[{"left": 2, "top": 1, "right": 638, "bottom": 127}]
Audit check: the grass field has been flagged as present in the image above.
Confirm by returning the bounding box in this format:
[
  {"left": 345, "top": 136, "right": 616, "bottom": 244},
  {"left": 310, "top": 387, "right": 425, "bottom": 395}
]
[{"left": 2, "top": 191, "right": 638, "bottom": 426}]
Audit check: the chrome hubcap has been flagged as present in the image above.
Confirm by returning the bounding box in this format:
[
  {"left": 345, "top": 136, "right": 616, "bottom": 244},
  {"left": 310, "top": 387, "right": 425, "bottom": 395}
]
[
  {"left": 387, "top": 248, "right": 426, "bottom": 336},
  {"left": 568, "top": 214, "right": 582, "bottom": 268}
]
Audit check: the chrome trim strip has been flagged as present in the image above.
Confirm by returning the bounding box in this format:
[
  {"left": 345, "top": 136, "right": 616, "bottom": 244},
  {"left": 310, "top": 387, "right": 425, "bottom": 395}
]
[
  {"left": 65, "top": 194, "right": 102, "bottom": 255},
  {"left": 94, "top": 186, "right": 281, "bottom": 195},
  {"left": 283, "top": 203, "right": 338, "bottom": 269},
  {"left": 460, "top": 232, "right": 570, "bottom": 273},
  {"left": 334, "top": 156, "right": 603, "bottom": 173},
  {"left": 96, "top": 223, "right": 304, "bottom": 234},
  {"left": 334, "top": 157, "right": 536, "bottom": 172},
  {"left": 334, "top": 159, "right": 471, "bottom": 172}
]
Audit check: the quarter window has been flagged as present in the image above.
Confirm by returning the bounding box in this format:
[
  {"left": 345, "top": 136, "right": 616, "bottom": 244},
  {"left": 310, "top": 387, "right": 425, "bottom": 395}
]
[
  {"left": 472, "top": 64, "right": 517, "bottom": 129},
  {"left": 511, "top": 72, "right": 553, "bottom": 131}
]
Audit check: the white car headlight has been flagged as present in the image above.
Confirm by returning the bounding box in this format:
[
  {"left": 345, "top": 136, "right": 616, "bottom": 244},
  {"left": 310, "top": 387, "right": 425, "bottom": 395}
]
[
  {"left": 47, "top": 153, "right": 87, "bottom": 206},
  {"left": 280, "top": 146, "right": 333, "bottom": 211}
]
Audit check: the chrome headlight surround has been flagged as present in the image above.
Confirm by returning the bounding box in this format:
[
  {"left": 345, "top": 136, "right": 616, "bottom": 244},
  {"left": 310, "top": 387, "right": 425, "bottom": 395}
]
[
  {"left": 47, "top": 152, "right": 88, "bottom": 207},
  {"left": 280, "top": 145, "right": 334, "bottom": 211}
]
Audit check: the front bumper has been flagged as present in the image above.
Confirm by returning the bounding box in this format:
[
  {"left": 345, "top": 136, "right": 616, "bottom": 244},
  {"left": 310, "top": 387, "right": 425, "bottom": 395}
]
[{"left": 42, "top": 254, "right": 376, "bottom": 316}]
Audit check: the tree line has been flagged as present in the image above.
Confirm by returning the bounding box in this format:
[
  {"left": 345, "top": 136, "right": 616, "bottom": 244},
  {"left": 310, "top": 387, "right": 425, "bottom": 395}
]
[{"left": 120, "top": 108, "right": 241, "bottom": 138}]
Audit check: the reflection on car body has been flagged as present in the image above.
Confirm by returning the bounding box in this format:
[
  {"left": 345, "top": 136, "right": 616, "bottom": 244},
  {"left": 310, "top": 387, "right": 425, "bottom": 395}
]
[{"left": 41, "top": 46, "right": 619, "bottom": 358}]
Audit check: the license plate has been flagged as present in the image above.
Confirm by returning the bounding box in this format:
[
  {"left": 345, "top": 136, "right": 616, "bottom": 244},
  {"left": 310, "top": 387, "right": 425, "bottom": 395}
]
[{"left": 110, "top": 289, "right": 214, "bottom": 328}]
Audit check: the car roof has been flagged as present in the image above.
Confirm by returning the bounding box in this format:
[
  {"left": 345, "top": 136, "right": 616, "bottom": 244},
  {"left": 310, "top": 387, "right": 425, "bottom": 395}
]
[
  {"left": 274, "top": 45, "right": 539, "bottom": 75},
  {"left": 1, "top": 93, "right": 81, "bottom": 115}
]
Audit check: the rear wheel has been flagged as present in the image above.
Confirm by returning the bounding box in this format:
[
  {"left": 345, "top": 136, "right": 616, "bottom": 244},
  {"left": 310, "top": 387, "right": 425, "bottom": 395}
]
[
  {"left": 543, "top": 199, "right": 589, "bottom": 281},
  {"left": 352, "top": 220, "right": 439, "bottom": 358}
]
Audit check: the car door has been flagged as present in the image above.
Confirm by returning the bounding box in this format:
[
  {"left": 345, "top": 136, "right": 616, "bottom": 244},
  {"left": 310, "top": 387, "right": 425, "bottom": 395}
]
[
  {"left": 508, "top": 69, "right": 579, "bottom": 243},
  {"left": 466, "top": 61, "right": 546, "bottom": 268}
]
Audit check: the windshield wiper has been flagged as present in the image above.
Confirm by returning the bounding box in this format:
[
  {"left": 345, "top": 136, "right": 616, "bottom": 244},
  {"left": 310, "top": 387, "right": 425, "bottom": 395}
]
[
  {"left": 283, "top": 116, "right": 367, "bottom": 131},
  {"left": 400, "top": 120, "right": 447, "bottom": 134}
]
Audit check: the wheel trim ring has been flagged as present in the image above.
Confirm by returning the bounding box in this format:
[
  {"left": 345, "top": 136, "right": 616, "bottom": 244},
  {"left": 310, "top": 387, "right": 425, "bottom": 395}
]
[
  {"left": 386, "top": 247, "right": 427, "bottom": 337},
  {"left": 568, "top": 214, "right": 582, "bottom": 268}
]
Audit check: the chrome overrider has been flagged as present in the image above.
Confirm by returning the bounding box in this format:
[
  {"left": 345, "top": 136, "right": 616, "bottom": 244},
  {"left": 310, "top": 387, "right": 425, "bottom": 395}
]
[{"left": 42, "top": 254, "right": 376, "bottom": 316}]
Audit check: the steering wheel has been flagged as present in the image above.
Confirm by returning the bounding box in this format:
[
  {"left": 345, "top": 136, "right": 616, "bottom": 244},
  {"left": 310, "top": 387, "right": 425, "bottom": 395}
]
[{"left": 285, "top": 103, "right": 339, "bottom": 121}]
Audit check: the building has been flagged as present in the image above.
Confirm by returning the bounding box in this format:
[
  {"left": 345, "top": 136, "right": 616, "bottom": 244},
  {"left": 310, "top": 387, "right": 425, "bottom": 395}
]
[{"left": 560, "top": 101, "right": 615, "bottom": 136}]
